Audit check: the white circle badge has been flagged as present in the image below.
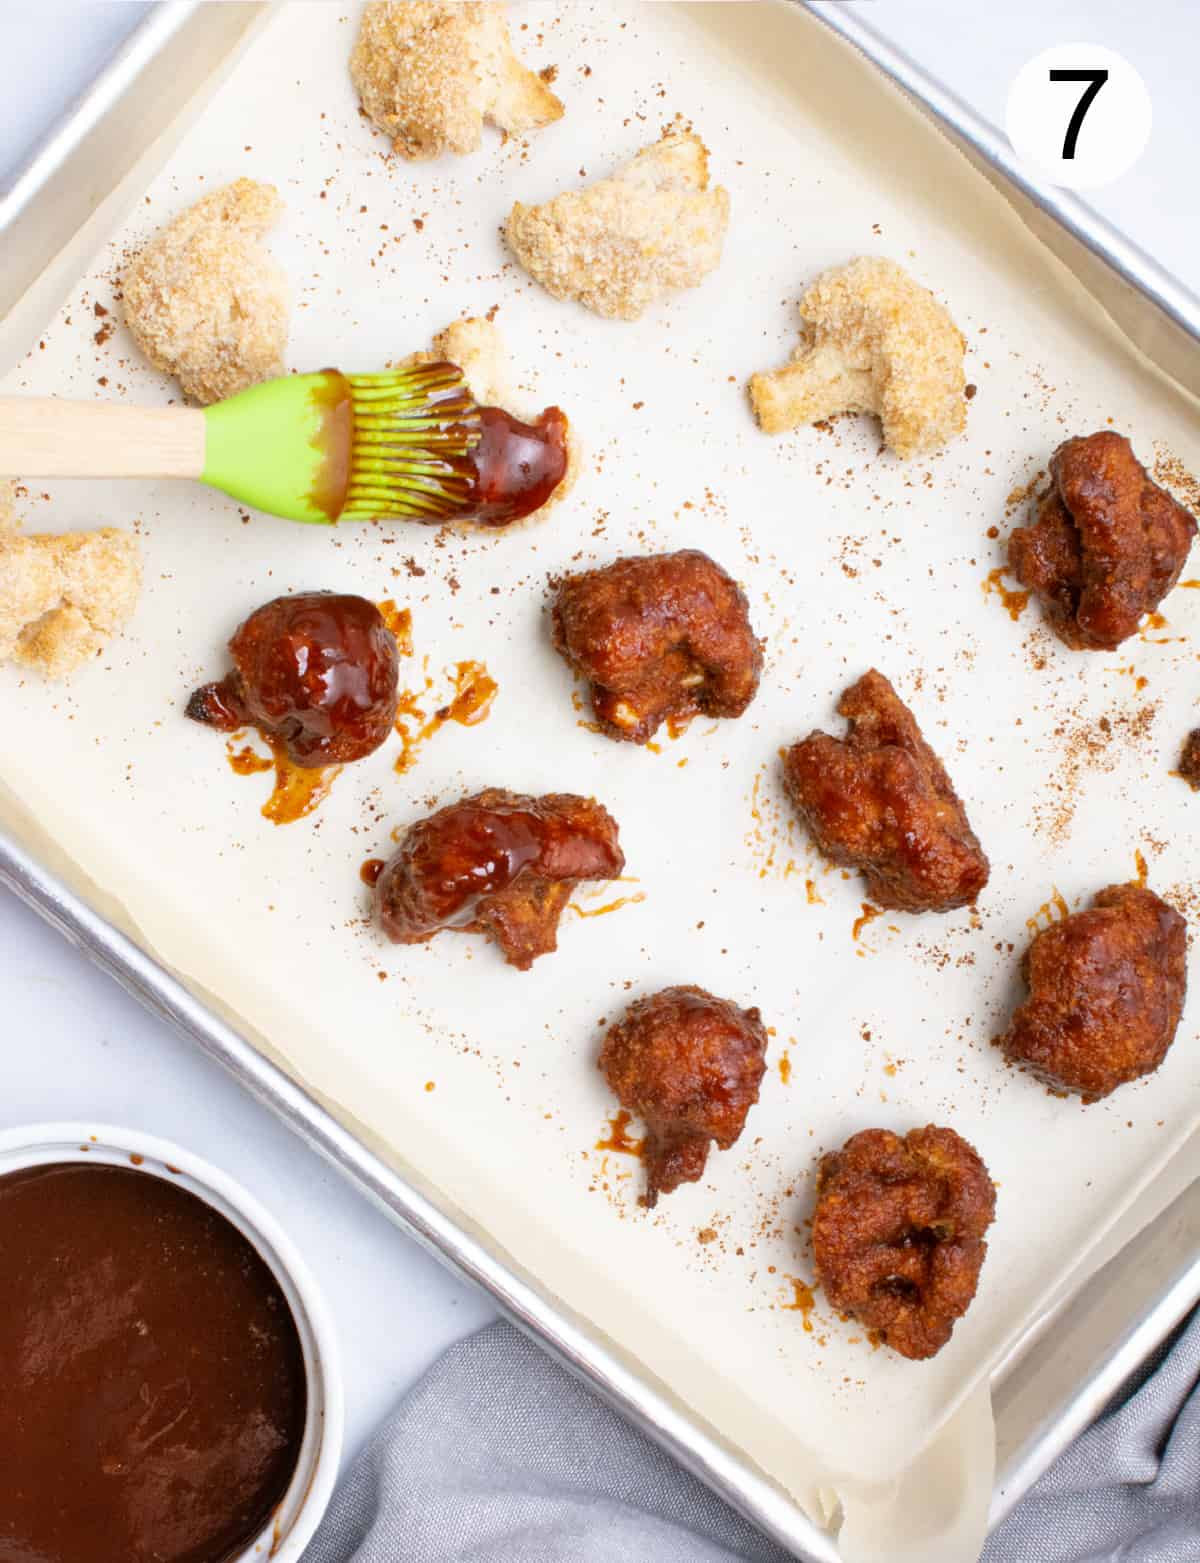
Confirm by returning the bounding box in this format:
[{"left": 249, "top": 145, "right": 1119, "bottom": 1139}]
[{"left": 1005, "top": 44, "right": 1152, "bottom": 191}]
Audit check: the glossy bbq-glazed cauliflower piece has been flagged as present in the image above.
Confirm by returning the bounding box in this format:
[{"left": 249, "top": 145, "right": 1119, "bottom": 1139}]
[
  {"left": 350, "top": 1, "right": 563, "bottom": 161},
  {"left": 403, "top": 316, "right": 577, "bottom": 525},
  {"left": 812, "top": 1125, "right": 996, "bottom": 1360},
  {"left": 783, "top": 668, "right": 989, "bottom": 913},
  {"left": 998, "top": 883, "right": 1187, "bottom": 1102},
  {"left": 599, "top": 985, "right": 768, "bottom": 1208},
  {"left": 506, "top": 125, "right": 730, "bottom": 320},
  {"left": 0, "top": 498, "right": 141, "bottom": 679},
  {"left": 550, "top": 549, "right": 761, "bottom": 745},
  {"left": 123, "top": 179, "right": 288, "bottom": 406},
  {"left": 375, "top": 788, "right": 624, "bottom": 970},
  {"left": 749, "top": 257, "right": 966, "bottom": 459},
  {"left": 1008, "top": 432, "right": 1197, "bottom": 651},
  {"left": 186, "top": 593, "right": 401, "bottom": 767}
]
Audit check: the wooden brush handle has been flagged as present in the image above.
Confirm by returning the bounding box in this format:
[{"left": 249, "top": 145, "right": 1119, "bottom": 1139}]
[{"left": 0, "top": 398, "right": 206, "bottom": 479}]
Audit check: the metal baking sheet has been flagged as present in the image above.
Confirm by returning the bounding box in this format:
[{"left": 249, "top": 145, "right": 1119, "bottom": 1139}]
[{"left": 3, "top": 4, "right": 1200, "bottom": 1557}]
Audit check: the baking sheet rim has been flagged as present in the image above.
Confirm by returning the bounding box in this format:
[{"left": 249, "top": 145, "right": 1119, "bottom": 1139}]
[{"left": 2, "top": 3, "right": 1200, "bottom": 1558}]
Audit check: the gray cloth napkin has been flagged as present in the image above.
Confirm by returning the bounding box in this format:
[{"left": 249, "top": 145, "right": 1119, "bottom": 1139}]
[
  {"left": 308, "top": 1310, "right": 1200, "bottom": 1563},
  {"left": 983, "top": 1308, "right": 1200, "bottom": 1563}
]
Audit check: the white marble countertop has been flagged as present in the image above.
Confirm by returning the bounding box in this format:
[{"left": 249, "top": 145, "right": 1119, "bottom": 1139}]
[{"left": 2, "top": 0, "right": 1196, "bottom": 1490}]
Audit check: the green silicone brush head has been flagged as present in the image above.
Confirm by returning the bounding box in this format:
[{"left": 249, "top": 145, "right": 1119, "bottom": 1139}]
[
  {"left": 342, "top": 364, "right": 481, "bottom": 521},
  {"left": 200, "top": 363, "right": 481, "bottom": 525}
]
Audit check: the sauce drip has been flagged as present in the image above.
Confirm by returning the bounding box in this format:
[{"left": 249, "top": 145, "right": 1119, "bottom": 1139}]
[
  {"left": 377, "top": 599, "right": 414, "bottom": 655},
  {"left": 226, "top": 740, "right": 273, "bottom": 776},
  {"left": 0, "top": 1162, "right": 306, "bottom": 1563},
  {"left": 596, "top": 1109, "right": 644, "bottom": 1157},
  {"left": 1026, "top": 888, "right": 1070, "bottom": 935},
  {"left": 852, "top": 902, "right": 881, "bottom": 942},
  {"left": 778, "top": 1053, "right": 792, "bottom": 1084},
  {"left": 1138, "top": 610, "right": 1178, "bottom": 645},
  {"left": 982, "top": 567, "right": 1030, "bottom": 621},
  {"left": 394, "top": 660, "right": 498, "bottom": 775},
  {"left": 261, "top": 735, "right": 340, "bottom": 825},
  {"left": 444, "top": 660, "right": 499, "bottom": 726},
  {"left": 569, "top": 891, "right": 646, "bottom": 919},
  {"left": 226, "top": 734, "right": 340, "bottom": 825},
  {"left": 782, "top": 1277, "right": 816, "bottom": 1331},
  {"left": 360, "top": 856, "right": 386, "bottom": 887}
]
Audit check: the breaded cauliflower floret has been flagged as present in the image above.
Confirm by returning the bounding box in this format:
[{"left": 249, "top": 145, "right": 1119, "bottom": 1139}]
[
  {"left": 505, "top": 126, "right": 730, "bottom": 321},
  {"left": 428, "top": 318, "right": 509, "bottom": 407},
  {"left": 123, "top": 178, "right": 288, "bottom": 406},
  {"left": 0, "top": 494, "right": 141, "bottom": 678},
  {"left": 749, "top": 257, "right": 966, "bottom": 459},
  {"left": 0, "top": 481, "right": 19, "bottom": 534},
  {"left": 350, "top": 1, "right": 563, "bottom": 161},
  {"left": 403, "top": 316, "right": 579, "bottom": 519}
]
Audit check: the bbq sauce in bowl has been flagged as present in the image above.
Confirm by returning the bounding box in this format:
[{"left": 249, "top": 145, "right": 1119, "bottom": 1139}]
[{"left": 0, "top": 1162, "right": 307, "bottom": 1563}]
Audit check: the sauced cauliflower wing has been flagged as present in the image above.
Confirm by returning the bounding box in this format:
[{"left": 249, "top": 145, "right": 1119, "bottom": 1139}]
[{"left": 403, "top": 316, "right": 580, "bottom": 520}]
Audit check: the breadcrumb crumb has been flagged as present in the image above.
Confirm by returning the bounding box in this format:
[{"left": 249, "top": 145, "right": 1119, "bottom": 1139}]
[
  {"left": 350, "top": 1, "right": 563, "bottom": 161},
  {"left": 505, "top": 124, "right": 729, "bottom": 321},
  {"left": 749, "top": 257, "right": 966, "bottom": 459},
  {"left": 123, "top": 178, "right": 288, "bottom": 406}
]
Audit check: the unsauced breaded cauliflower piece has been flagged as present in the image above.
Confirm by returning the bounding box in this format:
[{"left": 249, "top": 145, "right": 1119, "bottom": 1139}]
[
  {"left": 404, "top": 316, "right": 580, "bottom": 518},
  {"left": 749, "top": 257, "right": 967, "bottom": 459},
  {"left": 428, "top": 318, "right": 509, "bottom": 407},
  {"left": 123, "top": 179, "right": 288, "bottom": 406},
  {"left": 0, "top": 509, "right": 141, "bottom": 679},
  {"left": 505, "top": 126, "right": 730, "bottom": 321},
  {"left": 350, "top": 1, "right": 563, "bottom": 161},
  {"left": 0, "top": 481, "right": 19, "bottom": 534}
]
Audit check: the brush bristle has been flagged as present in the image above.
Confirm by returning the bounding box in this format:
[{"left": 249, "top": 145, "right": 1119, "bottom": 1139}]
[{"left": 342, "top": 363, "right": 482, "bottom": 520}]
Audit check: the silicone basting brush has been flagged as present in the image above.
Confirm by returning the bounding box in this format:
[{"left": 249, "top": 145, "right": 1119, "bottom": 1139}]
[{"left": 0, "top": 360, "right": 566, "bottom": 526}]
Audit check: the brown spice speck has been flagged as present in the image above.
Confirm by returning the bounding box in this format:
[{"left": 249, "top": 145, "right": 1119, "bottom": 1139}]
[
  {"left": 1037, "top": 702, "right": 1159, "bottom": 845},
  {"left": 1153, "top": 445, "right": 1200, "bottom": 516}
]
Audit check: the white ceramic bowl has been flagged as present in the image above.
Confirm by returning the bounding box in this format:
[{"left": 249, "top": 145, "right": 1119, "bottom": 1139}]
[{"left": 0, "top": 1122, "right": 344, "bottom": 1563}]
